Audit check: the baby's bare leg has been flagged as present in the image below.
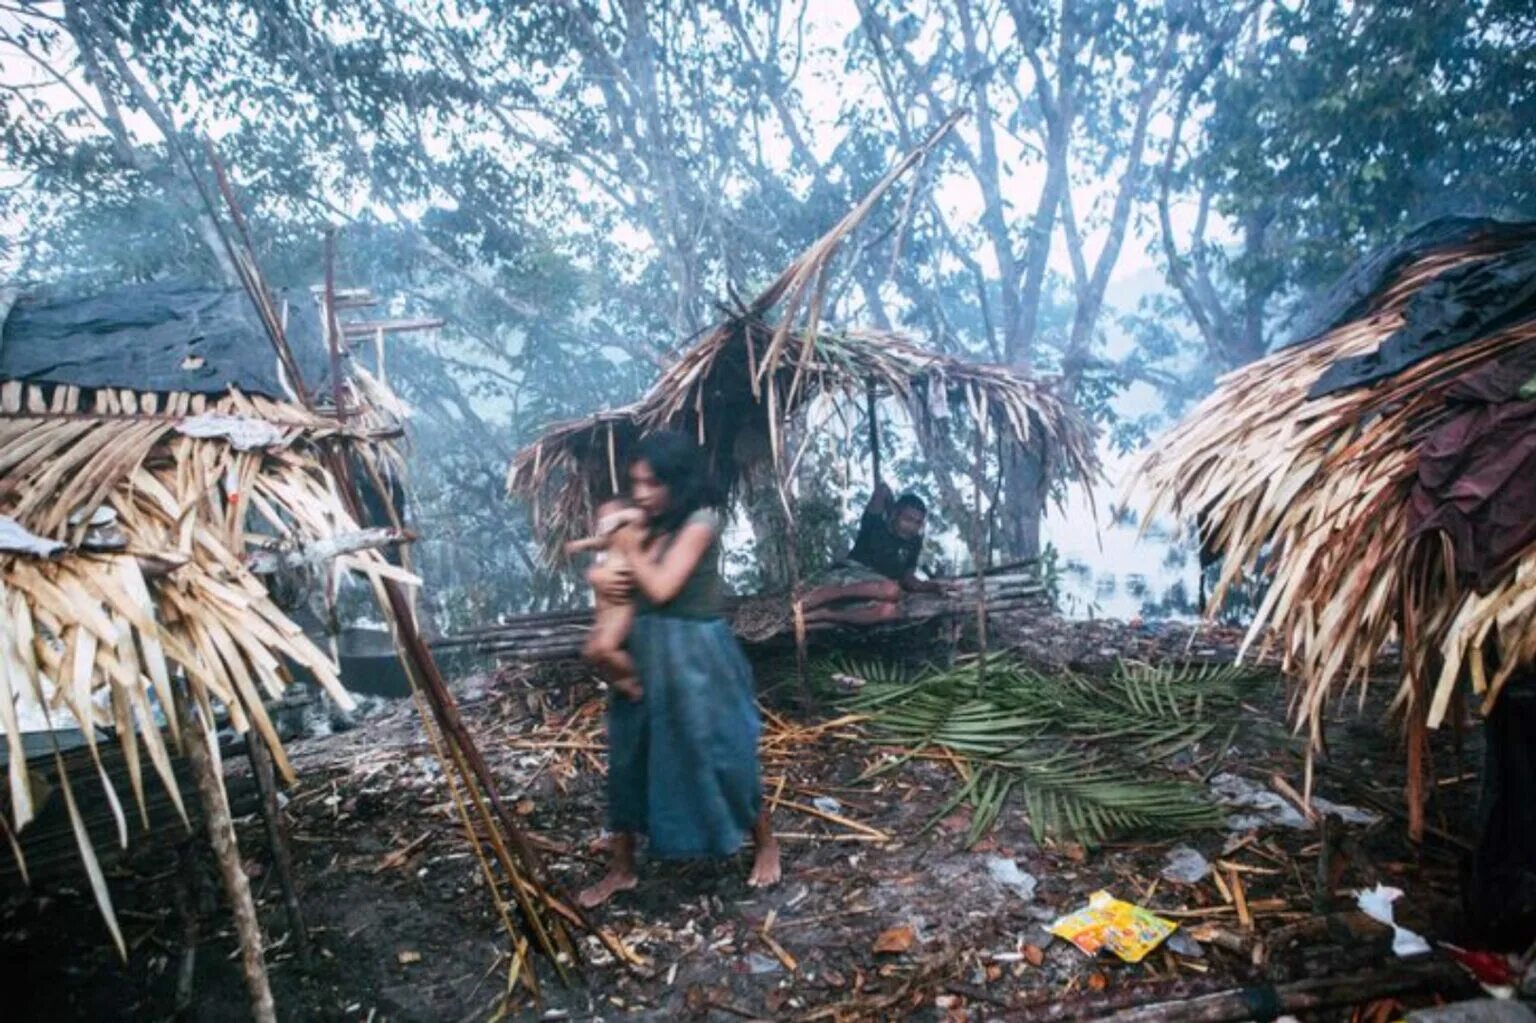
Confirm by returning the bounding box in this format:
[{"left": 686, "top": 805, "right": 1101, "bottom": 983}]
[
  {"left": 597, "top": 605, "right": 640, "bottom": 698},
  {"left": 584, "top": 601, "right": 641, "bottom": 699}
]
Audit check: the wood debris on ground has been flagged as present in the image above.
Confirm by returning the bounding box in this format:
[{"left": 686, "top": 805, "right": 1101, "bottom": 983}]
[{"left": 2, "top": 627, "right": 1488, "bottom": 1020}]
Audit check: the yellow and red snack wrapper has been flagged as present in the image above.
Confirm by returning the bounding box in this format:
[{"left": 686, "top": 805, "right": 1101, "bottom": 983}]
[{"left": 1048, "top": 890, "right": 1177, "bottom": 963}]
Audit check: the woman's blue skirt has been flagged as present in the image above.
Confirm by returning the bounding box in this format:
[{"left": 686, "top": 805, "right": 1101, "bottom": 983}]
[{"left": 606, "top": 613, "right": 762, "bottom": 858}]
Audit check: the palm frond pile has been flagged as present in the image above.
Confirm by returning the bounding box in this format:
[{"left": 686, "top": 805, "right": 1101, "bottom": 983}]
[
  {"left": 508, "top": 117, "right": 1100, "bottom": 563},
  {"left": 829, "top": 656, "right": 1247, "bottom": 845},
  {"left": 1129, "top": 219, "right": 1536, "bottom": 821}
]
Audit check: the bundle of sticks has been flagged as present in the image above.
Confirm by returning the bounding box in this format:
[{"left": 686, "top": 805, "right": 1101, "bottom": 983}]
[{"left": 433, "top": 568, "right": 1048, "bottom": 663}]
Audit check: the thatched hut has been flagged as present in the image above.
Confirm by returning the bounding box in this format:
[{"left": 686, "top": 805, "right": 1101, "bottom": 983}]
[
  {"left": 1130, "top": 218, "right": 1536, "bottom": 941},
  {"left": 0, "top": 273, "right": 590, "bottom": 1016},
  {"left": 509, "top": 117, "right": 1099, "bottom": 582},
  {"left": 509, "top": 322, "right": 1097, "bottom": 568},
  {"left": 0, "top": 278, "right": 410, "bottom": 932}
]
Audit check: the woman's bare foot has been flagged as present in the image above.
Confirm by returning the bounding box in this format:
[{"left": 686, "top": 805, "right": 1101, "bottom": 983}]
[
  {"left": 577, "top": 866, "right": 638, "bottom": 907},
  {"left": 579, "top": 832, "right": 637, "bottom": 907},
  {"left": 747, "top": 810, "right": 780, "bottom": 888}
]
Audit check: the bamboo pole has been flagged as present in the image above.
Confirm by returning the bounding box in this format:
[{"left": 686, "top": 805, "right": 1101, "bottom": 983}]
[
  {"left": 772, "top": 382, "right": 812, "bottom": 707},
  {"left": 245, "top": 737, "right": 310, "bottom": 969},
  {"left": 315, "top": 249, "right": 586, "bottom": 974},
  {"left": 784, "top": 484, "right": 811, "bottom": 706},
  {"left": 208, "top": 160, "right": 586, "bottom": 984},
  {"left": 178, "top": 690, "right": 275, "bottom": 1023},
  {"left": 866, "top": 380, "right": 881, "bottom": 485}
]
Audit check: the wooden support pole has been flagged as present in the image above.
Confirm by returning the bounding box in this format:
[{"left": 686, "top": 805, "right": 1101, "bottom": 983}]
[
  {"left": 782, "top": 482, "right": 812, "bottom": 708},
  {"left": 772, "top": 381, "right": 813, "bottom": 708},
  {"left": 972, "top": 416, "right": 989, "bottom": 686},
  {"left": 865, "top": 381, "right": 881, "bottom": 485},
  {"left": 179, "top": 693, "right": 276, "bottom": 1023},
  {"left": 245, "top": 736, "right": 310, "bottom": 970}
]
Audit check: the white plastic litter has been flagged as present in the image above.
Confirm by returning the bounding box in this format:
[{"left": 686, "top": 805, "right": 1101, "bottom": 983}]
[
  {"left": 1161, "top": 845, "right": 1213, "bottom": 884},
  {"left": 1210, "top": 773, "right": 1382, "bottom": 832},
  {"left": 1312, "top": 798, "right": 1382, "bottom": 826},
  {"left": 1356, "top": 884, "right": 1431, "bottom": 957},
  {"left": 812, "top": 796, "right": 843, "bottom": 815},
  {"left": 176, "top": 412, "right": 287, "bottom": 451},
  {"left": 1210, "top": 773, "right": 1308, "bottom": 829},
  {"left": 0, "top": 515, "right": 65, "bottom": 558},
  {"left": 985, "top": 857, "right": 1039, "bottom": 900}
]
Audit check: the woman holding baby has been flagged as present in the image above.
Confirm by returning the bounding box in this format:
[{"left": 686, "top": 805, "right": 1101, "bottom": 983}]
[{"left": 577, "top": 430, "right": 779, "bottom": 908}]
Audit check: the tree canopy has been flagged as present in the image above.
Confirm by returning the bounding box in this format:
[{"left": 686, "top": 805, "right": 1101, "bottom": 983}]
[{"left": 2, "top": 0, "right": 1532, "bottom": 615}]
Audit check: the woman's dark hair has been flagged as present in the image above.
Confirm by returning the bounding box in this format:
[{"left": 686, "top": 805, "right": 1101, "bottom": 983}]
[{"left": 632, "top": 430, "right": 723, "bottom": 533}]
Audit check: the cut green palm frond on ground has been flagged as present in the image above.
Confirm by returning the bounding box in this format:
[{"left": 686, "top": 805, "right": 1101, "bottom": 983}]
[{"left": 833, "top": 656, "right": 1256, "bottom": 845}]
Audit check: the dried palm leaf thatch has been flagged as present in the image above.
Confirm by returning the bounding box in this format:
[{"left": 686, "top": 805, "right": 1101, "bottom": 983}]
[
  {"left": 0, "top": 379, "right": 412, "bottom": 949},
  {"left": 1129, "top": 226, "right": 1536, "bottom": 777},
  {"left": 509, "top": 115, "right": 1099, "bottom": 562},
  {"left": 509, "top": 323, "right": 1099, "bottom": 564}
]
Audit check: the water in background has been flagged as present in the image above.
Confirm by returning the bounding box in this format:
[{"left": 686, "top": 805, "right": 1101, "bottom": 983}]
[
  {"left": 722, "top": 437, "right": 1198, "bottom": 623},
  {"left": 1043, "top": 449, "right": 1199, "bottom": 623}
]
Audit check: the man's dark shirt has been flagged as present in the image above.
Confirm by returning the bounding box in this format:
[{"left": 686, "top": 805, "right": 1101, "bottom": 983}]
[{"left": 847, "top": 511, "right": 920, "bottom": 581}]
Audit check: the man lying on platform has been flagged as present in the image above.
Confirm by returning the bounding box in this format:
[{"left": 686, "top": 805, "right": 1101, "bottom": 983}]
[{"left": 801, "top": 481, "right": 953, "bottom": 625}]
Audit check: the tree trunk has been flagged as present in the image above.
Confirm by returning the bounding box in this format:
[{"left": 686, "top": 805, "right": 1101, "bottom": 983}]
[
  {"left": 743, "top": 477, "right": 792, "bottom": 592},
  {"left": 1002, "top": 443, "right": 1045, "bottom": 564},
  {"left": 62, "top": 0, "right": 240, "bottom": 286}
]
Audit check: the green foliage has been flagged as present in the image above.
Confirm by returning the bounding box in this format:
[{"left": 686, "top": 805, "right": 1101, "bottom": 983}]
[
  {"left": 1038, "top": 541, "right": 1063, "bottom": 606},
  {"left": 1163, "top": 0, "right": 1536, "bottom": 369},
  {"left": 827, "top": 655, "right": 1258, "bottom": 845},
  {"left": 4, "top": 0, "right": 1532, "bottom": 620}
]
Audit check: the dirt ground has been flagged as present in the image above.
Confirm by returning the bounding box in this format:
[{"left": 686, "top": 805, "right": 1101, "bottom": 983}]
[{"left": 3, "top": 619, "right": 1491, "bottom": 1022}]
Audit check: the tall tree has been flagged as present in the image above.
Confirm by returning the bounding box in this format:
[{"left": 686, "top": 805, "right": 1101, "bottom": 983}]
[
  {"left": 1159, "top": 0, "right": 1536, "bottom": 370},
  {"left": 847, "top": 0, "right": 1243, "bottom": 557}
]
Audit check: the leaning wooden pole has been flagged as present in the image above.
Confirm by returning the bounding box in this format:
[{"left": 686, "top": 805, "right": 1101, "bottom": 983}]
[
  {"left": 245, "top": 737, "right": 311, "bottom": 970},
  {"left": 314, "top": 241, "right": 611, "bottom": 978},
  {"left": 778, "top": 404, "right": 813, "bottom": 706},
  {"left": 178, "top": 691, "right": 276, "bottom": 1023}
]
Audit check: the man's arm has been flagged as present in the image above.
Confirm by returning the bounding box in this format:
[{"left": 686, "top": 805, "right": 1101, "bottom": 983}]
[
  {"left": 865, "top": 481, "right": 894, "bottom": 517},
  {"left": 900, "top": 572, "right": 944, "bottom": 594},
  {"left": 898, "top": 544, "right": 942, "bottom": 593},
  {"left": 900, "top": 544, "right": 958, "bottom": 595}
]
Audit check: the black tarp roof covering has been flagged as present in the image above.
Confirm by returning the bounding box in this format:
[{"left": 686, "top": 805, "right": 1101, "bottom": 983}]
[
  {"left": 1284, "top": 215, "right": 1536, "bottom": 350},
  {"left": 1283, "top": 217, "right": 1536, "bottom": 351},
  {"left": 0, "top": 280, "right": 332, "bottom": 400},
  {"left": 1308, "top": 237, "right": 1536, "bottom": 399}
]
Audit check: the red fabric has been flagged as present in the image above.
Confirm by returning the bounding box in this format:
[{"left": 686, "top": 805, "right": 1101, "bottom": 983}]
[{"left": 1407, "top": 344, "right": 1536, "bottom": 593}]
